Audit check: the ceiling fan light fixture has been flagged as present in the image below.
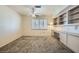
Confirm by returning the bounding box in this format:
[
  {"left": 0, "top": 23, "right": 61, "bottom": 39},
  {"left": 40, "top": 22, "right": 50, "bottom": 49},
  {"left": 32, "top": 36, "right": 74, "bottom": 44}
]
[{"left": 35, "top": 5, "right": 41, "bottom": 8}]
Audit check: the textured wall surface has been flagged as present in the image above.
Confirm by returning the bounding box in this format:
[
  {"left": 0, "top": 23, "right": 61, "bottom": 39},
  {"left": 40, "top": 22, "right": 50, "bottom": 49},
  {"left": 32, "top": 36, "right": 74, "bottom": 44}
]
[{"left": 0, "top": 6, "right": 22, "bottom": 47}]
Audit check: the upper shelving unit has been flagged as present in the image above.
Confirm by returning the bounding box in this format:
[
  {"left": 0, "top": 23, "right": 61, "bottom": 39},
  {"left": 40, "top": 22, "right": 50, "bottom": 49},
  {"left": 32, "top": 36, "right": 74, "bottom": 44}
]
[
  {"left": 53, "top": 13, "right": 67, "bottom": 26},
  {"left": 53, "top": 17, "right": 58, "bottom": 25},
  {"left": 68, "top": 6, "right": 79, "bottom": 24},
  {"left": 59, "top": 13, "right": 67, "bottom": 25},
  {"left": 53, "top": 5, "right": 79, "bottom": 26}
]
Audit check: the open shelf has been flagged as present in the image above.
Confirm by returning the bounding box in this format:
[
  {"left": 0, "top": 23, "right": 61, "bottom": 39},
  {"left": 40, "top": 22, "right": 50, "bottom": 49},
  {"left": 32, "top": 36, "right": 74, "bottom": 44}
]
[
  {"left": 53, "top": 17, "right": 58, "bottom": 25},
  {"left": 69, "top": 18, "right": 79, "bottom": 24},
  {"left": 70, "top": 12, "right": 79, "bottom": 15},
  {"left": 59, "top": 13, "right": 66, "bottom": 25}
]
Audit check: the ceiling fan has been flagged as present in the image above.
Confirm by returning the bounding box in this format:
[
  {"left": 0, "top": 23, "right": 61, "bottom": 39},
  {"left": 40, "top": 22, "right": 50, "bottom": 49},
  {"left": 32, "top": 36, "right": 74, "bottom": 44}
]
[{"left": 32, "top": 5, "right": 41, "bottom": 17}]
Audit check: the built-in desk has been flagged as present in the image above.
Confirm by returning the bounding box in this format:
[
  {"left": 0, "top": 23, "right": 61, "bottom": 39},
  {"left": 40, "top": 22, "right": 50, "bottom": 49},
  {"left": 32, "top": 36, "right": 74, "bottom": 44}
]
[{"left": 52, "top": 28, "right": 79, "bottom": 52}]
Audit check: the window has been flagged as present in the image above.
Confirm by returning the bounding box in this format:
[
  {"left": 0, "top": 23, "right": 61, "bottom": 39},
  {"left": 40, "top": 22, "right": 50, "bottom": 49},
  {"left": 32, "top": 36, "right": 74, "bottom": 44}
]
[{"left": 32, "top": 19, "right": 48, "bottom": 30}]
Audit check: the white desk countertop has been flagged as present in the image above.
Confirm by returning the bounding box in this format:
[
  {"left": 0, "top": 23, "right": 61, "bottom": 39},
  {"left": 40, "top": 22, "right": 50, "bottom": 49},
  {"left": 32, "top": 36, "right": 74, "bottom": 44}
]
[{"left": 52, "top": 29, "right": 79, "bottom": 36}]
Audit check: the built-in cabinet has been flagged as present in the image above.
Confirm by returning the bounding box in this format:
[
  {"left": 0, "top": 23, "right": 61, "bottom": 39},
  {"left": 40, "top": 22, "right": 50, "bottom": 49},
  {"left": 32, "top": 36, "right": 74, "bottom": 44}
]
[
  {"left": 53, "top": 5, "right": 79, "bottom": 52},
  {"left": 59, "top": 32, "right": 79, "bottom": 52},
  {"left": 59, "top": 32, "right": 67, "bottom": 45},
  {"left": 67, "top": 34, "right": 79, "bottom": 52}
]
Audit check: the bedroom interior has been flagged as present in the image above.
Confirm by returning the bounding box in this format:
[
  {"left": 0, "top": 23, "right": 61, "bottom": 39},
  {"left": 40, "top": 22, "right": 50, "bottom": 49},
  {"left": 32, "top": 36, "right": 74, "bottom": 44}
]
[{"left": 0, "top": 5, "right": 79, "bottom": 53}]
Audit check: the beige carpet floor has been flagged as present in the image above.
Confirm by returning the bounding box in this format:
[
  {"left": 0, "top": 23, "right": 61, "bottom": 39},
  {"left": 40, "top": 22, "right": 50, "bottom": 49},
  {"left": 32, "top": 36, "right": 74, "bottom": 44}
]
[{"left": 0, "top": 36, "right": 73, "bottom": 53}]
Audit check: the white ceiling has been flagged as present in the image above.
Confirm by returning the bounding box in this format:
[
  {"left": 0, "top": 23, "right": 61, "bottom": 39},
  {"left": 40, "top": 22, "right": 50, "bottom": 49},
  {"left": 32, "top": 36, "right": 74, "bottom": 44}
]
[{"left": 8, "top": 5, "right": 68, "bottom": 16}]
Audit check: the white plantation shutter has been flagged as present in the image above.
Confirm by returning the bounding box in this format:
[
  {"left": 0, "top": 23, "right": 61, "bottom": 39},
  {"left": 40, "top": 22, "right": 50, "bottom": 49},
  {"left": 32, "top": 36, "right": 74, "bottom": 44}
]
[
  {"left": 32, "top": 19, "right": 48, "bottom": 30},
  {"left": 43, "top": 20, "right": 48, "bottom": 29}
]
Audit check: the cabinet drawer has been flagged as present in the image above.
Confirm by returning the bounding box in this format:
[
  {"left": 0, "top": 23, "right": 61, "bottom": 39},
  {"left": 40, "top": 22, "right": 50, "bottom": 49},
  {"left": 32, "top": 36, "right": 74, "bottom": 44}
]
[{"left": 68, "top": 34, "right": 79, "bottom": 52}]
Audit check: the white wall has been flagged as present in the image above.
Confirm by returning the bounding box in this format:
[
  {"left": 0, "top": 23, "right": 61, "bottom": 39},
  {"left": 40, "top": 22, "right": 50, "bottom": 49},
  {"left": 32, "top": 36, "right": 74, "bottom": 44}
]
[
  {"left": 22, "top": 16, "right": 52, "bottom": 36},
  {"left": 52, "top": 5, "right": 67, "bottom": 16},
  {"left": 0, "top": 6, "right": 22, "bottom": 47}
]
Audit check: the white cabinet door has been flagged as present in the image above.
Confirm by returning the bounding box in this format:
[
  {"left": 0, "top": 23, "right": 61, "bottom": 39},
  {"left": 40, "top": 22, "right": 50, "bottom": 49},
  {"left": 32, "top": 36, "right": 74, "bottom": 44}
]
[
  {"left": 68, "top": 34, "right": 79, "bottom": 52},
  {"left": 59, "top": 32, "right": 67, "bottom": 45}
]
